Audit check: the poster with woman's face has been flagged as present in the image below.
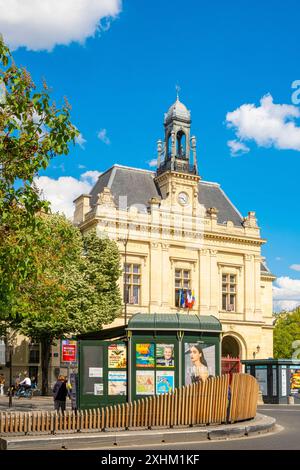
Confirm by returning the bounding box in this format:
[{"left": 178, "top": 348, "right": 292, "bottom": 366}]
[{"left": 184, "top": 343, "right": 215, "bottom": 385}]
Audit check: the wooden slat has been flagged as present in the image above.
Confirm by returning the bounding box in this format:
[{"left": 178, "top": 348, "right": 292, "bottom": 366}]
[{"left": 0, "top": 375, "right": 258, "bottom": 435}]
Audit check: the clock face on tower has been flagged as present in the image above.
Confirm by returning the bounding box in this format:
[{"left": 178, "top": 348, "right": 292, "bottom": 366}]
[{"left": 177, "top": 191, "right": 189, "bottom": 206}]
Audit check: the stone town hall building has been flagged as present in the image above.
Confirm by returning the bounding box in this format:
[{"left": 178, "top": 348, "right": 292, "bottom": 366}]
[{"left": 74, "top": 96, "right": 275, "bottom": 362}]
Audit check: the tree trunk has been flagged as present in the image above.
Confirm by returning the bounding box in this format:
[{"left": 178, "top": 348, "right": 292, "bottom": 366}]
[{"left": 41, "top": 338, "right": 51, "bottom": 396}]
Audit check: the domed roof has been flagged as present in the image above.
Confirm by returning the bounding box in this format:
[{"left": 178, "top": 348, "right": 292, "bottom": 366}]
[{"left": 165, "top": 97, "right": 191, "bottom": 124}]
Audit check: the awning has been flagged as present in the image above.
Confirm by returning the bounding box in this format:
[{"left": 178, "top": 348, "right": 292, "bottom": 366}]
[{"left": 127, "top": 313, "right": 222, "bottom": 333}]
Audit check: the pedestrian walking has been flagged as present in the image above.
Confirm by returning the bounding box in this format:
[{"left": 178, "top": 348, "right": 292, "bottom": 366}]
[
  {"left": 0, "top": 374, "right": 5, "bottom": 396},
  {"left": 53, "top": 375, "right": 69, "bottom": 413}
]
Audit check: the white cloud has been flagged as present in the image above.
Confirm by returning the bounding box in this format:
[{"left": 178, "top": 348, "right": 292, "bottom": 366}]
[
  {"left": 273, "top": 300, "right": 300, "bottom": 312},
  {"left": 273, "top": 276, "right": 300, "bottom": 312},
  {"left": 226, "top": 94, "right": 300, "bottom": 153},
  {"left": 81, "top": 170, "right": 101, "bottom": 184},
  {"left": 290, "top": 264, "right": 300, "bottom": 271},
  {"left": 275, "top": 257, "right": 282, "bottom": 261},
  {"left": 34, "top": 170, "right": 101, "bottom": 219},
  {"left": 227, "top": 140, "right": 250, "bottom": 157},
  {"left": 97, "top": 128, "right": 110, "bottom": 145},
  {"left": 75, "top": 133, "right": 86, "bottom": 149},
  {"left": 0, "top": 0, "right": 122, "bottom": 51},
  {"left": 147, "top": 159, "right": 157, "bottom": 168}
]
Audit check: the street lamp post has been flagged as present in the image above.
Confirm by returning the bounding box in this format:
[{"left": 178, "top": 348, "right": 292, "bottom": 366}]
[
  {"left": 8, "top": 345, "right": 13, "bottom": 408},
  {"left": 5, "top": 332, "right": 16, "bottom": 408}
]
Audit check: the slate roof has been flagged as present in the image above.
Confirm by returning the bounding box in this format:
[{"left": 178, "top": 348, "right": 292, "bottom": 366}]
[
  {"left": 89, "top": 164, "right": 243, "bottom": 226},
  {"left": 261, "top": 261, "right": 276, "bottom": 278}
]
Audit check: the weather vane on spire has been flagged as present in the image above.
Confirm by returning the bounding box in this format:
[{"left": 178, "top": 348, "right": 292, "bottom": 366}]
[{"left": 176, "top": 84, "right": 180, "bottom": 100}]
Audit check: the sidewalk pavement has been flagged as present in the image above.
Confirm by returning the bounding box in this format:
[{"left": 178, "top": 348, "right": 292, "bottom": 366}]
[
  {"left": 0, "top": 413, "right": 276, "bottom": 450},
  {"left": 0, "top": 394, "right": 72, "bottom": 412}
]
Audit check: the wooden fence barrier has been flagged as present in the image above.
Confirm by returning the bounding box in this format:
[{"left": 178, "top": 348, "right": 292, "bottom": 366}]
[{"left": 0, "top": 373, "right": 258, "bottom": 435}]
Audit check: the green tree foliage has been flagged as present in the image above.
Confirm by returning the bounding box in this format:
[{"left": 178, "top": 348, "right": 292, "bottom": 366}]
[
  {"left": 11, "top": 217, "right": 122, "bottom": 394},
  {"left": 0, "top": 38, "right": 78, "bottom": 318},
  {"left": 273, "top": 307, "right": 300, "bottom": 358}
]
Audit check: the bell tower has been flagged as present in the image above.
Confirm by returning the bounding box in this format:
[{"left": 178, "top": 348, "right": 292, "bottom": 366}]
[{"left": 154, "top": 92, "right": 200, "bottom": 209}]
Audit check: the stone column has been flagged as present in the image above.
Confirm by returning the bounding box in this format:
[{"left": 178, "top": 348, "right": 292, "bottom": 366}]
[
  {"left": 199, "top": 249, "right": 210, "bottom": 315},
  {"left": 254, "top": 255, "right": 263, "bottom": 319},
  {"left": 161, "top": 244, "right": 170, "bottom": 308},
  {"left": 210, "top": 250, "right": 218, "bottom": 314},
  {"left": 149, "top": 242, "right": 161, "bottom": 312},
  {"left": 244, "top": 254, "right": 254, "bottom": 321}
]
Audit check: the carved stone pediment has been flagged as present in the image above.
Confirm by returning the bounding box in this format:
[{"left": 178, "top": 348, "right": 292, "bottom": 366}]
[
  {"left": 206, "top": 207, "right": 219, "bottom": 218},
  {"left": 97, "top": 187, "right": 116, "bottom": 208},
  {"left": 243, "top": 211, "right": 258, "bottom": 228}
]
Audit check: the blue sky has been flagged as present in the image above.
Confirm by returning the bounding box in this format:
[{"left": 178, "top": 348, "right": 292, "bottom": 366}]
[{"left": 2, "top": 0, "right": 300, "bottom": 310}]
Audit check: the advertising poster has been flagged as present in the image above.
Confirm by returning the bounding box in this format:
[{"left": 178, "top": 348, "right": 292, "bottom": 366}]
[
  {"left": 94, "top": 383, "right": 103, "bottom": 396},
  {"left": 290, "top": 367, "right": 300, "bottom": 395},
  {"left": 282, "top": 367, "right": 287, "bottom": 396},
  {"left": 184, "top": 343, "right": 216, "bottom": 385},
  {"left": 136, "top": 370, "right": 155, "bottom": 395},
  {"left": 61, "top": 339, "right": 77, "bottom": 363},
  {"left": 272, "top": 366, "right": 277, "bottom": 396},
  {"left": 108, "top": 371, "right": 127, "bottom": 396},
  {"left": 255, "top": 367, "right": 268, "bottom": 395},
  {"left": 136, "top": 343, "right": 155, "bottom": 367},
  {"left": 156, "top": 344, "right": 175, "bottom": 368},
  {"left": 108, "top": 344, "right": 127, "bottom": 369},
  {"left": 156, "top": 371, "right": 175, "bottom": 394}
]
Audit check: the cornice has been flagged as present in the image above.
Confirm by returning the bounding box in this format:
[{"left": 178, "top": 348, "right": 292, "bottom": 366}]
[
  {"left": 204, "top": 232, "right": 266, "bottom": 246},
  {"left": 221, "top": 319, "right": 265, "bottom": 327},
  {"left": 261, "top": 273, "right": 277, "bottom": 281},
  {"left": 154, "top": 170, "right": 200, "bottom": 183}
]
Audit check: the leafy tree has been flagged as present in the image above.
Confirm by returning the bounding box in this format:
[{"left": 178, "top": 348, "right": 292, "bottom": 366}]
[
  {"left": 273, "top": 307, "right": 300, "bottom": 358},
  {"left": 0, "top": 38, "right": 77, "bottom": 320},
  {"left": 13, "top": 220, "right": 122, "bottom": 395},
  {"left": 0, "top": 39, "right": 122, "bottom": 394}
]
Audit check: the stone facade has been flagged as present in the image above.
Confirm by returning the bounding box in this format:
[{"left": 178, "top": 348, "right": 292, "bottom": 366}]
[{"left": 74, "top": 97, "right": 275, "bottom": 361}]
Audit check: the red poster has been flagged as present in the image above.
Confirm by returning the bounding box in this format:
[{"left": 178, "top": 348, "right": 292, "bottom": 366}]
[{"left": 62, "top": 341, "right": 77, "bottom": 362}]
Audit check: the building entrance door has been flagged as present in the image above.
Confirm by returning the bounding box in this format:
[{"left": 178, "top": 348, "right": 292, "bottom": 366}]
[{"left": 221, "top": 335, "right": 241, "bottom": 374}]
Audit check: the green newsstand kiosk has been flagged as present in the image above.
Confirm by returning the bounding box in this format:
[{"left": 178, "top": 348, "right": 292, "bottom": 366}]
[{"left": 77, "top": 313, "right": 222, "bottom": 410}]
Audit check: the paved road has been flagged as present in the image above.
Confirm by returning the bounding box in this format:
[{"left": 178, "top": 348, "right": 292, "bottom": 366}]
[
  {"left": 77, "top": 405, "right": 300, "bottom": 450},
  {"left": 1, "top": 397, "right": 299, "bottom": 450}
]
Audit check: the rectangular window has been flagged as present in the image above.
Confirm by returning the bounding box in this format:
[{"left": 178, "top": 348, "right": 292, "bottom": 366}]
[
  {"left": 28, "top": 343, "right": 40, "bottom": 364},
  {"left": 123, "top": 263, "right": 141, "bottom": 305},
  {"left": 221, "top": 274, "right": 236, "bottom": 312},
  {"left": 175, "top": 268, "right": 191, "bottom": 307}
]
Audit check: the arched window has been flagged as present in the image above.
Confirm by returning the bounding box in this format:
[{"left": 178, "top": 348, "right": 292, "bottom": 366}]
[
  {"left": 167, "top": 133, "right": 172, "bottom": 158},
  {"left": 176, "top": 130, "right": 186, "bottom": 158}
]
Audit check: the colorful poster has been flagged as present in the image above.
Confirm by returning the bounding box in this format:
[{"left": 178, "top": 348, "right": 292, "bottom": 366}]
[
  {"left": 61, "top": 339, "right": 77, "bottom": 362},
  {"left": 108, "top": 371, "right": 127, "bottom": 396},
  {"left": 184, "top": 343, "right": 215, "bottom": 385},
  {"left": 156, "top": 371, "right": 175, "bottom": 395},
  {"left": 94, "top": 383, "right": 103, "bottom": 396},
  {"left": 272, "top": 366, "right": 277, "bottom": 396},
  {"left": 136, "top": 371, "right": 154, "bottom": 395},
  {"left": 108, "top": 344, "right": 127, "bottom": 369},
  {"left": 156, "top": 344, "right": 175, "bottom": 368},
  {"left": 136, "top": 344, "right": 155, "bottom": 368},
  {"left": 282, "top": 367, "right": 287, "bottom": 396},
  {"left": 290, "top": 367, "right": 300, "bottom": 395}
]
